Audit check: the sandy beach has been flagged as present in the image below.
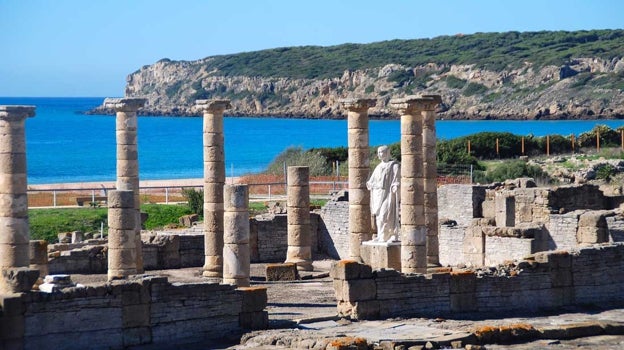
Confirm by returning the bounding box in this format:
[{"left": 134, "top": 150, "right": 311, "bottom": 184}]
[{"left": 28, "top": 178, "right": 206, "bottom": 191}]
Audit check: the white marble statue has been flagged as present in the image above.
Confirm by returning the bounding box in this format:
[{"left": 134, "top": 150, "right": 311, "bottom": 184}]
[{"left": 366, "top": 145, "right": 400, "bottom": 242}]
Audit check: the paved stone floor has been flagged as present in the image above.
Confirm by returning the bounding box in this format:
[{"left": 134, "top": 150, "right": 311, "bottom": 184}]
[{"left": 73, "top": 260, "right": 624, "bottom": 349}]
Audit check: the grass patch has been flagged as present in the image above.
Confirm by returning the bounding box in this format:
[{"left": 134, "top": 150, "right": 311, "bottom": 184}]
[{"left": 29, "top": 208, "right": 108, "bottom": 243}]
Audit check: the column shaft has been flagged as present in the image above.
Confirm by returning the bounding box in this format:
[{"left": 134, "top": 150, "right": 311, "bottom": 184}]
[
  {"left": 223, "top": 184, "right": 250, "bottom": 286},
  {"left": 0, "top": 106, "right": 34, "bottom": 275},
  {"left": 422, "top": 109, "right": 440, "bottom": 266},
  {"left": 106, "top": 98, "right": 146, "bottom": 274},
  {"left": 390, "top": 95, "right": 440, "bottom": 274},
  {"left": 107, "top": 190, "right": 137, "bottom": 280},
  {"left": 196, "top": 99, "right": 231, "bottom": 278},
  {"left": 285, "top": 166, "right": 313, "bottom": 271},
  {"left": 341, "top": 98, "right": 376, "bottom": 261}
]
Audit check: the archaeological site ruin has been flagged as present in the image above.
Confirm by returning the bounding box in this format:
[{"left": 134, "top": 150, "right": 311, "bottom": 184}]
[{"left": 1, "top": 97, "right": 624, "bottom": 349}]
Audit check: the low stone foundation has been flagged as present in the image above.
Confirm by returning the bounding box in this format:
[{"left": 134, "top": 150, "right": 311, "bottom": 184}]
[
  {"left": 0, "top": 276, "right": 267, "bottom": 349},
  {"left": 331, "top": 243, "right": 624, "bottom": 320}
]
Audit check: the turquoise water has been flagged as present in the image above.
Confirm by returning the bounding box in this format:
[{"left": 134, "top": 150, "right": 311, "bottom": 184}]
[{"left": 1, "top": 97, "right": 624, "bottom": 184}]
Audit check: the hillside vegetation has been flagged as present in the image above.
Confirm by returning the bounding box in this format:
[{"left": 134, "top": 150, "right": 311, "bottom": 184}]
[
  {"left": 93, "top": 29, "right": 624, "bottom": 119},
  {"left": 161, "top": 30, "right": 624, "bottom": 79}
]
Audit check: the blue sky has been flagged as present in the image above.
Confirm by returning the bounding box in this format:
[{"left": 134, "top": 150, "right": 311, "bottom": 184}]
[{"left": 1, "top": 0, "right": 623, "bottom": 97}]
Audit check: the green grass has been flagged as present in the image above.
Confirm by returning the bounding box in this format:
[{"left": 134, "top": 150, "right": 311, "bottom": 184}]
[
  {"left": 29, "top": 204, "right": 192, "bottom": 243},
  {"left": 29, "top": 208, "right": 108, "bottom": 243}
]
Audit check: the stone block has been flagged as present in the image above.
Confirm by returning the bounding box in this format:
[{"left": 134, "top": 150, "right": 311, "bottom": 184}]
[
  {"left": 360, "top": 241, "right": 401, "bottom": 271},
  {"left": 0, "top": 267, "right": 38, "bottom": 293},
  {"left": 0, "top": 217, "right": 29, "bottom": 244},
  {"left": 107, "top": 190, "right": 134, "bottom": 209},
  {"left": 330, "top": 260, "right": 373, "bottom": 280},
  {"left": 265, "top": 263, "right": 299, "bottom": 281},
  {"left": 287, "top": 186, "right": 310, "bottom": 207},
  {"left": 347, "top": 148, "right": 370, "bottom": 168},
  {"left": 401, "top": 205, "right": 425, "bottom": 225},
  {"left": 340, "top": 279, "right": 376, "bottom": 302},
  {"left": 237, "top": 286, "right": 268, "bottom": 312},
  {"left": 352, "top": 300, "right": 380, "bottom": 320}
]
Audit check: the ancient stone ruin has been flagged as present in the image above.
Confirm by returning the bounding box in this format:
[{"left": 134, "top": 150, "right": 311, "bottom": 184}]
[{"left": 2, "top": 95, "right": 624, "bottom": 348}]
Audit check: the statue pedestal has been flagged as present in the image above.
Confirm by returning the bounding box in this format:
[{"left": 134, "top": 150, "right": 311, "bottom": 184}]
[{"left": 360, "top": 241, "right": 401, "bottom": 271}]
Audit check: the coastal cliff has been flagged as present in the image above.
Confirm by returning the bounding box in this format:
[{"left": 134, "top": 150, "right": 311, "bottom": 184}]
[{"left": 91, "top": 30, "right": 624, "bottom": 119}]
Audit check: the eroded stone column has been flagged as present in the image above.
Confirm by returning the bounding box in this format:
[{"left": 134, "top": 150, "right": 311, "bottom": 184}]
[
  {"left": 285, "top": 166, "right": 313, "bottom": 271},
  {"left": 390, "top": 96, "right": 440, "bottom": 273},
  {"left": 29, "top": 240, "right": 48, "bottom": 287},
  {"left": 196, "top": 99, "right": 231, "bottom": 278},
  {"left": 422, "top": 101, "right": 441, "bottom": 267},
  {"left": 105, "top": 97, "right": 146, "bottom": 274},
  {"left": 0, "top": 106, "right": 35, "bottom": 287},
  {"left": 341, "top": 98, "right": 376, "bottom": 261},
  {"left": 223, "top": 184, "right": 250, "bottom": 287},
  {"left": 107, "top": 190, "right": 137, "bottom": 280}
]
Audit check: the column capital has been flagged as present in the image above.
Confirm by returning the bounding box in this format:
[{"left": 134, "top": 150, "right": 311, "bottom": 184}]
[
  {"left": 104, "top": 98, "right": 147, "bottom": 112},
  {"left": 0, "top": 105, "right": 36, "bottom": 121},
  {"left": 390, "top": 95, "right": 441, "bottom": 114},
  {"left": 339, "top": 98, "right": 376, "bottom": 112},
  {"left": 195, "top": 99, "right": 232, "bottom": 113}
]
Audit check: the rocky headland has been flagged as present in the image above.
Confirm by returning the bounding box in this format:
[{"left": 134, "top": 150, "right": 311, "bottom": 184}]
[{"left": 89, "top": 30, "right": 624, "bottom": 120}]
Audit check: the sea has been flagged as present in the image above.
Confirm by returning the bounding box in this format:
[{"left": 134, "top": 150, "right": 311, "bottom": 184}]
[{"left": 1, "top": 97, "right": 624, "bottom": 185}]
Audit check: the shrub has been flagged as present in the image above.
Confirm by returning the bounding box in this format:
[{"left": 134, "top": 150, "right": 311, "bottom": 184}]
[
  {"left": 483, "top": 160, "right": 547, "bottom": 183},
  {"left": 182, "top": 188, "right": 204, "bottom": 216},
  {"left": 445, "top": 75, "right": 467, "bottom": 89},
  {"left": 264, "top": 147, "right": 331, "bottom": 176},
  {"left": 595, "top": 163, "right": 616, "bottom": 181},
  {"left": 463, "top": 82, "right": 489, "bottom": 97}
]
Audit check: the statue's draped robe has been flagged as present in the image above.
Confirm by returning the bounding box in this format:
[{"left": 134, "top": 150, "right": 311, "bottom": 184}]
[{"left": 367, "top": 160, "right": 400, "bottom": 241}]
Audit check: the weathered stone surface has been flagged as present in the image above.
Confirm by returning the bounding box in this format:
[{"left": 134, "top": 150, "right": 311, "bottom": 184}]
[
  {"left": 265, "top": 263, "right": 299, "bottom": 281},
  {"left": 0, "top": 267, "right": 38, "bottom": 293}
]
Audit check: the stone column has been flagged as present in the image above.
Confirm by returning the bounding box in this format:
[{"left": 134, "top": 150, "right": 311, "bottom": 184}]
[
  {"left": 285, "top": 166, "right": 313, "bottom": 271},
  {"left": 104, "top": 97, "right": 146, "bottom": 274},
  {"left": 222, "top": 184, "right": 250, "bottom": 287},
  {"left": 390, "top": 95, "right": 440, "bottom": 274},
  {"left": 107, "top": 190, "right": 137, "bottom": 280},
  {"left": 422, "top": 101, "right": 441, "bottom": 267},
  {"left": 196, "top": 99, "right": 231, "bottom": 278},
  {"left": 340, "top": 98, "right": 376, "bottom": 261},
  {"left": 0, "top": 106, "right": 35, "bottom": 282}
]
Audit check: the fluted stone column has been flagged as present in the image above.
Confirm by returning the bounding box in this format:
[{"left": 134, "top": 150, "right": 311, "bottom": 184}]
[
  {"left": 223, "top": 184, "right": 250, "bottom": 287},
  {"left": 389, "top": 97, "right": 426, "bottom": 273},
  {"left": 0, "top": 106, "right": 35, "bottom": 289},
  {"left": 196, "top": 99, "right": 231, "bottom": 278},
  {"left": 341, "top": 98, "right": 376, "bottom": 261},
  {"left": 422, "top": 99, "right": 442, "bottom": 267},
  {"left": 285, "top": 166, "right": 313, "bottom": 271},
  {"left": 105, "top": 97, "right": 146, "bottom": 274},
  {"left": 107, "top": 190, "right": 137, "bottom": 280}
]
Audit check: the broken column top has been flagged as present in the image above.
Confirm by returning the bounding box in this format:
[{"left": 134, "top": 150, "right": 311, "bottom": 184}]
[
  {"left": 103, "top": 97, "right": 147, "bottom": 112},
  {"left": 339, "top": 98, "right": 377, "bottom": 111},
  {"left": 0, "top": 105, "right": 36, "bottom": 120},
  {"left": 195, "top": 99, "right": 232, "bottom": 112},
  {"left": 389, "top": 95, "right": 441, "bottom": 113}
]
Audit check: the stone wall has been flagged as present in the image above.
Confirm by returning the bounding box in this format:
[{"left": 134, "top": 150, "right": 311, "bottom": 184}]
[
  {"left": 318, "top": 191, "right": 350, "bottom": 259},
  {"left": 331, "top": 243, "right": 624, "bottom": 320},
  {"left": 0, "top": 276, "right": 267, "bottom": 349},
  {"left": 48, "top": 213, "right": 321, "bottom": 274}
]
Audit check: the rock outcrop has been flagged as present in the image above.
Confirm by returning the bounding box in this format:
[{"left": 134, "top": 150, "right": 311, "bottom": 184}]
[{"left": 90, "top": 47, "right": 624, "bottom": 120}]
